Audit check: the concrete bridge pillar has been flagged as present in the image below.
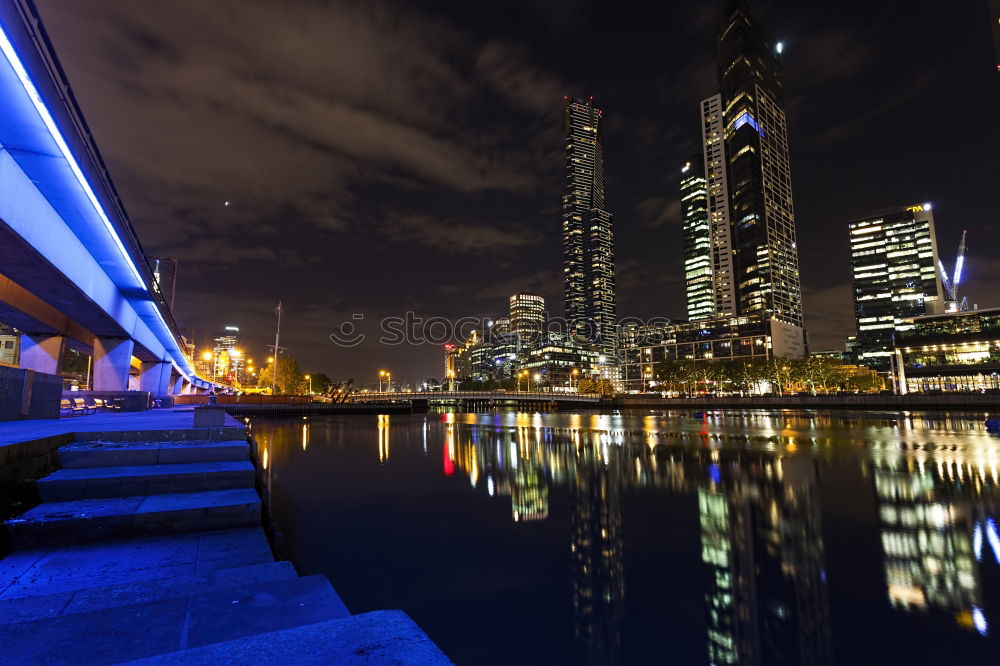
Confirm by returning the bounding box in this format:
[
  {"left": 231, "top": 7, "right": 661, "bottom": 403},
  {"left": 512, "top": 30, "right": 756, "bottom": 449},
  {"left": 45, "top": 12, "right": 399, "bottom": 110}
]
[
  {"left": 93, "top": 337, "right": 134, "bottom": 391},
  {"left": 139, "top": 360, "right": 172, "bottom": 397},
  {"left": 19, "top": 333, "right": 65, "bottom": 375},
  {"left": 172, "top": 374, "right": 185, "bottom": 396}
]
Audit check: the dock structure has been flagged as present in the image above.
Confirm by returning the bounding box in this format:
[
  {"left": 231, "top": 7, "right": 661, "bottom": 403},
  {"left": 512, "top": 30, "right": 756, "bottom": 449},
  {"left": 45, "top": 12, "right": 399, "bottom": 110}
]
[{"left": 0, "top": 409, "right": 451, "bottom": 664}]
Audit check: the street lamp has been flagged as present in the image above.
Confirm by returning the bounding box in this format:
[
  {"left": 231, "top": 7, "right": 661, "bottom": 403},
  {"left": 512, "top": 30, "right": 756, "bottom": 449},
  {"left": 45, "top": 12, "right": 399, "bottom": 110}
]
[
  {"left": 644, "top": 366, "right": 653, "bottom": 392},
  {"left": 534, "top": 373, "right": 541, "bottom": 393},
  {"left": 571, "top": 368, "right": 580, "bottom": 392},
  {"left": 305, "top": 374, "right": 312, "bottom": 394}
]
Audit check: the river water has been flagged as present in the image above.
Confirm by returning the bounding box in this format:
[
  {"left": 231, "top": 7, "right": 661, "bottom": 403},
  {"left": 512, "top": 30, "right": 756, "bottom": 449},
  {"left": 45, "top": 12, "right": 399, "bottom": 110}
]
[{"left": 250, "top": 410, "right": 1000, "bottom": 665}]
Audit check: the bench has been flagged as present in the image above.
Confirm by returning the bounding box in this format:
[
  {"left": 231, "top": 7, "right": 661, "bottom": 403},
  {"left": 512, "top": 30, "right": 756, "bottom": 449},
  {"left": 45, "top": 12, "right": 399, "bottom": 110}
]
[{"left": 73, "top": 397, "right": 96, "bottom": 415}]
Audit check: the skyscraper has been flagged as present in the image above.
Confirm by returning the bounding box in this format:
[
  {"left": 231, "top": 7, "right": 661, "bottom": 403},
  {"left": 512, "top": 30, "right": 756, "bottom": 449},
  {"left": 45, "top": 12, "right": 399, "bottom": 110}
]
[
  {"left": 681, "top": 154, "right": 714, "bottom": 320},
  {"left": 708, "top": 1, "right": 803, "bottom": 328},
  {"left": 562, "top": 97, "right": 616, "bottom": 354},
  {"left": 849, "top": 204, "right": 943, "bottom": 371},
  {"left": 700, "top": 93, "right": 737, "bottom": 317}
]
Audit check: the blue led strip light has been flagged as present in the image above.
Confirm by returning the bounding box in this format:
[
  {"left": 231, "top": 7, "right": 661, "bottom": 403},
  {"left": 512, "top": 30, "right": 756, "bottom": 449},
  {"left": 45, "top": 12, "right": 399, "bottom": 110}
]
[{"left": 0, "top": 22, "right": 201, "bottom": 384}]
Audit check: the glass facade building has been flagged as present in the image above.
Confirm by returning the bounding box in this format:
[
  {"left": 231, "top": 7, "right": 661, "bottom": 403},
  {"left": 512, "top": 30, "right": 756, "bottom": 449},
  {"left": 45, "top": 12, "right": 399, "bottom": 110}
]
[
  {"left": 714, "top": 0, "right": 802, "bottom": 328},
  {"left": 850, "top": 204, "right": 943, "bottom": 372},
  {"left": 562, "top": 97, "right": 616, "bottom": 354},
  {"left": 509, "top": 292, "right": 546, "bottom": 352},
  {"left": 700, "top": 93, "right": 737, "bottom": 317},
  {"left": 896, "top": 308, "right": 1000, "bottom": 393},
  {"left": 681, "top": 154, "right": 714, "bottom": 321},
  {"left": 618, "top": 313, "right": 805, "bottom": 392}
]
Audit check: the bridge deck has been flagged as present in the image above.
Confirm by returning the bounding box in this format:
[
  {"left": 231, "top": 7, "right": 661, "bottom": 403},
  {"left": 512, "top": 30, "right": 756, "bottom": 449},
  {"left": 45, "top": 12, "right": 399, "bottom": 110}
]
[{"left": 349, "top": 391, "right": 601, "bottom": 403}]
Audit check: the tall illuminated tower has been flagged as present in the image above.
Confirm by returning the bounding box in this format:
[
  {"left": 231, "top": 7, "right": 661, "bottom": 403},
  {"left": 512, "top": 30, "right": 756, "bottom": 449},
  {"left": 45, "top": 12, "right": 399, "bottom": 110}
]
[
  {"left": 700, "top": 93, "right": 737, "bottom": 317},
  {"left": 681, "top": 154, "right": 714, "bottom": 320},
  {"left": 711, "top": 0, "right": 802, "bottom": 328},
  {"left": 562, "top": 97, "right": 616, "bottom": 354}
]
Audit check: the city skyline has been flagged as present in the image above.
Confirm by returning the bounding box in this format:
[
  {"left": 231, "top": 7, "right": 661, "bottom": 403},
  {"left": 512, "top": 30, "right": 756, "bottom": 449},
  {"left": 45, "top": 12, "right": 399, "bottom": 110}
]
[{"left": 30, "top": 0, "right": 1000, "bottom": 383}]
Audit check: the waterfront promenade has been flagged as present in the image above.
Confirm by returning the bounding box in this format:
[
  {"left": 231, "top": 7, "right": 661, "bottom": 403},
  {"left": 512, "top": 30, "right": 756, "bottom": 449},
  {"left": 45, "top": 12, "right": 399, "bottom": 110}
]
[{"left": 0, "top": 408, "right": 450, "bottom": 664}]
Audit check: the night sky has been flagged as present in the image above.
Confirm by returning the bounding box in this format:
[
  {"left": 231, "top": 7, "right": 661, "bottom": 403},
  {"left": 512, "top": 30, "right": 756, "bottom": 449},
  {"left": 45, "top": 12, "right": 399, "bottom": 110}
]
[{"left": 34, "top": 0, "right": 1000, "bottom": 385}]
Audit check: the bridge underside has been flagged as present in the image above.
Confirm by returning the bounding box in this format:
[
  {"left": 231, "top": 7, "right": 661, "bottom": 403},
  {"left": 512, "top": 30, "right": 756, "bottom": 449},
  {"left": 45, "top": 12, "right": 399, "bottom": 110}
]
[{"left": 0, "top": 5, "right": 209, "bottom": 396}]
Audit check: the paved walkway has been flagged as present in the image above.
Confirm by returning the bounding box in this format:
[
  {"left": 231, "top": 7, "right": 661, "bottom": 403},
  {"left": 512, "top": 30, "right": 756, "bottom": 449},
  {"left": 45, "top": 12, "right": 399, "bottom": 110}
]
[{"left": 0, "top": 409, "right": 242, "bottom": 448}]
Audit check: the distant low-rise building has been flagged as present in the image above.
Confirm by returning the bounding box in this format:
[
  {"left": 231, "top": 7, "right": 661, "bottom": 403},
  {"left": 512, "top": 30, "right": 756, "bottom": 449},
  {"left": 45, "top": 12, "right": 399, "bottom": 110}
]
[
  {"left": 619, "top": 313, "right": 805, "bottom": 392},
  {"left": 896, "top": 308, "right": 1000, "bottom": 393},
  {"left": 520, "top": 333, "right": 601, "bottom": 391}
]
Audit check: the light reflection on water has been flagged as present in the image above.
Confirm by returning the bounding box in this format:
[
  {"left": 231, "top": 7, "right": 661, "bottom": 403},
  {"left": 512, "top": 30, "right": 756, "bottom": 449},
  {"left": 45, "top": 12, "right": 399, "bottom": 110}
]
[{"left": 251, "top": 410, "right": 1000, "bottom": 665}]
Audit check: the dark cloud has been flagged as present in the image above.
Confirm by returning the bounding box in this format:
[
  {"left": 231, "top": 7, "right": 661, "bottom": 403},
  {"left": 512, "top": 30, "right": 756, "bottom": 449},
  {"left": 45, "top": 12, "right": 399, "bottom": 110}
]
[
  {"left": 801, "top": 283, "right": 855, "bottom": 351},
  {"left": 635, "top": 197, "right": 682, "bottom": 229},
  {"left": 380, "top": 215, "right": 542, "bottom": 254}
]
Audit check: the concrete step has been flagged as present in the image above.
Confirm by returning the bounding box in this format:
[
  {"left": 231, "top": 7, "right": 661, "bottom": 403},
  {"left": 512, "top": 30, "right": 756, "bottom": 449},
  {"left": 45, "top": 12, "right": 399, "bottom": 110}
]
[
  {"left": 57, "top": 440, "right": 250, "bottom": 469},
  {"left": 0, "top": 560, "right": 298, "bottom": 624},
  {"left": 36, "top": 462, "right": 255, "bottom": 501},
  {"left": 4, "top": 488, "right": 261, "bottom": 549},
  {"left": 2, "top": 574, "right": 352, "bottom": 665},
  {"left": 0, "top": 528, "right": 275, "bottom": 600},
  {"left": 121, "top": 610, "right": 452, "bottom": 665}
]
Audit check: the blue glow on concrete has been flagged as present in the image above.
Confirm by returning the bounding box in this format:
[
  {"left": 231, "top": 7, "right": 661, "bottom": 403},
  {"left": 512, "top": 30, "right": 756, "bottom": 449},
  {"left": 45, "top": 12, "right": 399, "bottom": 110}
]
[
  {"left": 0, "top": 23, "right": 146, "bottom": 291},
  {"left": 0, "top": 19, "right": 208, "bottom": 388}
]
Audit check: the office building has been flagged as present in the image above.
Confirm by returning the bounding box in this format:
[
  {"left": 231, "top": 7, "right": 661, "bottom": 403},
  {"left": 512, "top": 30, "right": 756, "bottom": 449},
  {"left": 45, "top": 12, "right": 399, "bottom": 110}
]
[
  {"left": 849, "top": 204, "right": 943, "bottom": 371},
  {"left": 681, "top": 154, "right": 714, "bottom": 320},
  {"left": 896, "top": 307, "right": 1000, "bottom": 393},
  {"left": 509, "top": 292, "right": 546, "bottom": 351},
  {"left": 697, "top": 1, "right": 803, "bottom": 337},
  {"left": 562, "top": 97, "right": 617, "bottom": 354},
  {"left": 618, "top": 314, "right": 805, "bottom": 392},
  {"left": 521, "top": 332, "right": 602, "bottom": 390},
  {"left": 700, "top": 93, "right": 737, "bottom": 317}
]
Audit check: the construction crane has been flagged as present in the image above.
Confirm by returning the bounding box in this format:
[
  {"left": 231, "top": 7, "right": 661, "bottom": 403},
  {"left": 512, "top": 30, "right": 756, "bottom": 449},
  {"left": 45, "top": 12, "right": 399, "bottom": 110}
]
[{"left": 939, "top": 230, "right": 968, "bottom": 313}]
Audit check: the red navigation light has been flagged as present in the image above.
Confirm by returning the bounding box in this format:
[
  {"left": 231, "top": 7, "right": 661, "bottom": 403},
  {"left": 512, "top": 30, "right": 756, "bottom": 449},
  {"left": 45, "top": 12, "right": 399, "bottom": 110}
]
[{"left": 444, "top": 343, "right": 455, "bottom": 350}]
